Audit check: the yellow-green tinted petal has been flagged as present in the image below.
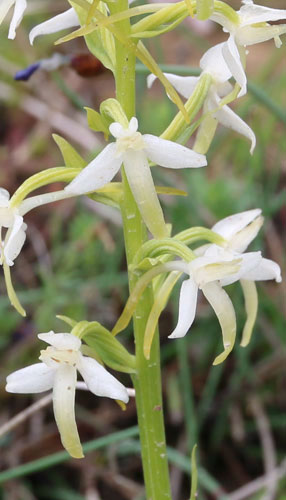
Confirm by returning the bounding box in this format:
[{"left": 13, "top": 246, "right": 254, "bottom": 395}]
[
  {"left": 3, "top": 261, "right": 26, "bottom": 316},
  {"left": 240, "top": 279, "right": 258, "bottom": 347},
  {"left": 53, "top": 365, "right": 83, "bottom": 459},
  {"left": 202, "top": 281, "right": 236, "bottom": 365}
]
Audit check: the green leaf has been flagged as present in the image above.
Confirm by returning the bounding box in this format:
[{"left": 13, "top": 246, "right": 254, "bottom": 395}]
[
  {"left": 85, "top": 107, "right": 110, "bottom": 137},
  {"left": 190, "top": 444, "right": 198, "bottom": 500},
  {"left": 52, "top": 135, "right": 86, "bottom": 168}
]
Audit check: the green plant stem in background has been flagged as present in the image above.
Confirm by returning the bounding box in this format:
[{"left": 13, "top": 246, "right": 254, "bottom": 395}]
[{"left": 110, "top": 1, "right": 172, "bottom": 498}]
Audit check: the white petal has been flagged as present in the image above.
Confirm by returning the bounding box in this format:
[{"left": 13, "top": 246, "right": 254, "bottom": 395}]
[
  {"left": 239, "top": 4, "right": 286, "bottom": 26},
  {"left": 29, "top": 7, "right": 80, "bottom": 45},
  {"left": 6, "top": 363, "right": 55, "bottom": 393},
  {"left": 0, "top": 188, "right": 10, "bottom": 207},
  {"left": 65, "top": 143, "right": 121, "bottom": 195},
  {"left": 220, "top": 251, "right": 262, "bottom": 286},
  {"left": 143, "top": 135, "right": 207, "bottom": 169},
  {"left": 245, "top": 257, "right": 282, "bottom": 282},
  {"left": 8, "top": 0, "right": 26, "bottom": 39},
  {"left": 222, "top": 36, "right": 247, "bottom": 98},
  {"left": 168, "top": 277, "right": 198, "bottom": 338},
  {"left": 128, "top": 117, "right": 139, "bottom": 134},
  {"left": 210, "top": 93, "right": 256, "bottom": 153},
  {"left": 202, "top": 281, "right": 236, "bottom": 365},
  {"left": 229, "top": 215, "right": 264, "bottom": 253},
  {"left": 147, "top": 72, "right": 199, "bottom": 100},
  {"left": 4, "top": 214, "right": 27, "bottom": 266},
  {"left": 109, "top": 122, "right": 124, "bottom": 139},
  {"left": 77, "top": 354, "right": 129, "bottom": 403},
  {"left": 123, "top": 150, "right": 168, "bottom": 239},
  {"left": 0, "top": 0, "right": 15, "bottom": 25},
  {"left": 240, "top": 279, "right": 258, "bottom": 347},
  {"left": 200, "top": 43, "right": 232, "bottom": 83},
  {"left": 212, "top": 209, "right": 262, "bottom": 240},
  {"left": 237, "top": 24, "right": 286, "bottom": 47},
  {"left": 38, "top": 331, "right": 81, "bottom": 351},
  {"left": 53, "top": 365, "right": 83, "bottom": 458}
]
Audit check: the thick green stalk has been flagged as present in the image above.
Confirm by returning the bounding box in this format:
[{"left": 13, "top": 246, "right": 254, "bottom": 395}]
[{"left": 110, "top": 1, "right": 172, "bottom": 498}]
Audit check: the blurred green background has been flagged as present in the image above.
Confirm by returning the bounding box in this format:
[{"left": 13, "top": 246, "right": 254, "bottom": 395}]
[{"left": 0, "top": 1, "right": 285, "bottom": 498}]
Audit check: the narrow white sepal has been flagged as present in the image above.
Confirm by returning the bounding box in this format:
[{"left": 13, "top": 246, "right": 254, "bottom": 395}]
[
  {"left": 212, "top": 209, "right": 262, "bottom": 240},
  {"left": 200, "top": 43, "right": 232, "bottom": 83},
  {"left": 29, "top": 7, "right": 80, "bottom": 45},
  {"left": 245, "top": 258, "right": 282, "bottom": 282},
  {"left": 65, "top": 143, "right": 121, "bottom": 195},
  {"left": 239, "top": 4, "right": 286, "bottom": 25},
  {"left": 77, "top": 354, "right": 129, "bottom": 403},
  {"left": 169, "top": 277, "right": 198, "bottom": 338},
  {"left": 211, "top": 96, "right": 256, "bottom": 153},
  {"left": 220, "top": 251, "right": 262, "bottom": 286},
  {"left": 52, "top": 365, "right": 83, "bottom": 459},
  {"left": 148, "top": 72, "right": 199, "bottom": 100},
  {"left": 222, "top": 36, "right": 247, "bottom": 98},
  {"left": 6, "top": 363, "right": 55, "bottom": 393},
  {"left": 8, "top": 0, "right": 26, "bottom": 39},
  {"left": 143, "top": 135, "right": 207, "bottom": 169},
  {"left": 4, "top": 214, "right": 27, "bottom": 266}
]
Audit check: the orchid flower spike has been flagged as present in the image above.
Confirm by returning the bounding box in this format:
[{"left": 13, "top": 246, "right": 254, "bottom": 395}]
[
  {"left": 6, "top": 331, "right": 129, "bottom": 458},
  {"left": 148, "top": 43, "right": 256, "bottom": 154},
  {"left": 65, "top": 117, "right": 207, "bottom": 239},
  {"left": 210, "top": 0, "right": 286, "bottom": 97},
  {"left": 0, "top": 187, "right": 73, "bottom": 316}
]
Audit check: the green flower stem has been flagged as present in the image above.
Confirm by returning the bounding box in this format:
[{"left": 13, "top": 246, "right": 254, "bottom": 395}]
[{"left": 110, "top": 1, "right": 172, "bottom": 498}]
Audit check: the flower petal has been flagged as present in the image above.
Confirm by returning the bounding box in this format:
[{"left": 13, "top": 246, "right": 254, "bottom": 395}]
[
  {"left": 53, "top": 365, "right": 83, "bottom": 458},
  {"left": 8, "top": 0, "right": 26, "bottom": 39},
  {"left": 4, "top": 215, "right": 27, "bottom": 266},
  {"left": 143, "top": 135, "right": 207, "bottom": 169},
  {"left": 245, "top": 257, "right": 282, "bottom": 282},
  {"left": 209, "top": 92, "right": 256, "bottom": 153},
  {"left": 222, "top": 36, "right": 247, "bottom": 98},
  {"left": 202, "top": 281, "right": 236, "bottom": 365},
  {"left": 0, "top": 0, "right": 15, "bottom": 25},
  {"left": 6, "top": 363, "right": 55, "bottom": 393},
  {"left": 212, "top": 209, "right": 262, "bottom": 240},
  {"left": 168, "top": 277, "right": 198, "bottom": 338},
  {"left": 229, "top": 215, "right": 264, "bottom": 253},
  {"left": 240, "top": 3, "right": 286, "bottom": 26},
  {"left": 240, "top": 279, "right": 258, "bottom": 347},
  {"left": 38, "top": 331, "right": 81, "bottom": 350},
  {"left": 123, "top": 149, "right": 168, "bottom": 239},
  {"left": 147, "top": 72, "right": 199, "bottom": 100},
  {"left": 220, "top": 251, "right": 262, "bottom": 286},
  {"left": 237, "top": 24, "right": 286, "bottom": 47},
  {"left": 29, "top": 7, "right": 80, "bottom": 45},
  {"left": 0, "top": 187, "right": 10, "bottom": 207},
  {"left": 65, "top": 143, "right": 121, "bottom": 195},
  {"left": 77, "top": 354, "right": 129, "bottom": 403},
  {"left": 200, "top": 43, "right": 232, "bottom": 83}
]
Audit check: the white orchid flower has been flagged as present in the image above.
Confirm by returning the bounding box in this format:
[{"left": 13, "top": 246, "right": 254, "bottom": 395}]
[
  {"left": 148, "top": 43, "right": 256, "bottom": 154},
  {"left": 167, "top": 245, "right": 264, "bottom": 364},
  {"left": 65, "top": 117, "right": 206, "bottom": 239},
  {"left": 0, "top": 0, "right": 26, "bottom": 39},
  {"left": 167, "top": 209, "right": 281, "bottom": 362},
  {"left": 210, "top": 0, "right": 286, "bottom": 97},
  {"left": 6, "top": 331, "right": 129, "bottom": 458},
  {"left": 0, "top": 187, "right": 73, "bottom": 315}
]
